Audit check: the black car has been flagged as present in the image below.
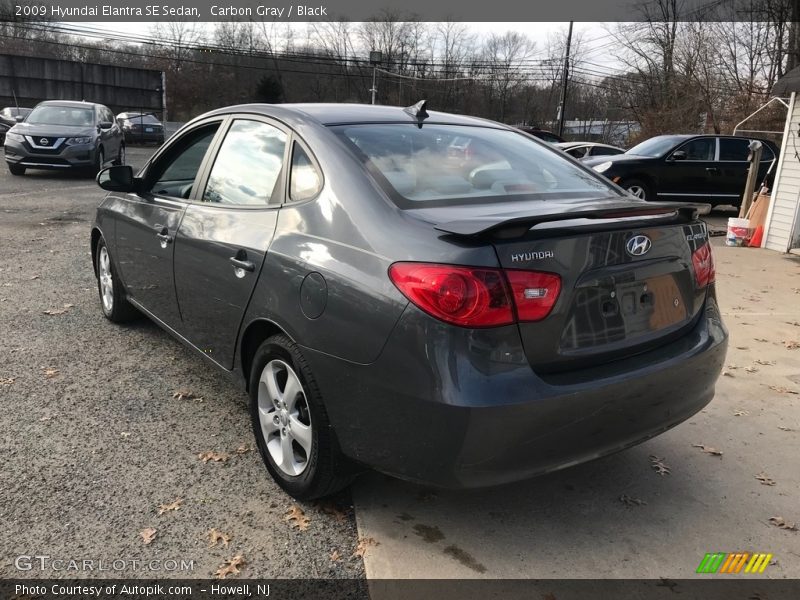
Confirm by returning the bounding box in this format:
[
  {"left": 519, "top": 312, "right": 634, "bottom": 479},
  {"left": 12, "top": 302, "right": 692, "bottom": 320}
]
[
  {"left": 517, "top": 126, "right": 566, "bottom": 143},
  {"left": 4, "top": 100, "right": 124, "bottom": 176},
  {"left": 0, "top": 106, "right": 32, "bottom": 144},
  {"left": 117, "top": 112, "right": 166, "bottom": 145},
  {"left": 91, "top": 102, "right": 727, "bottom": 500},
  {"left": 584, "top": 134, "right": 779, "bottom": 206}
]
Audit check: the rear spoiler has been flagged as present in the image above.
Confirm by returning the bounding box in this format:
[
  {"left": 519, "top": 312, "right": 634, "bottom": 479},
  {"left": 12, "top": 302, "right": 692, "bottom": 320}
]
[{"left": 434, "top": 201, "right": 710, "bottom": 238}]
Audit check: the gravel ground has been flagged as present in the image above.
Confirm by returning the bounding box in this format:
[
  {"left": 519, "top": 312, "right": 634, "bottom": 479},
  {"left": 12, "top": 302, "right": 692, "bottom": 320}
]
[{"left": 0, "top": 147, "right": 365, "bottom": 580}]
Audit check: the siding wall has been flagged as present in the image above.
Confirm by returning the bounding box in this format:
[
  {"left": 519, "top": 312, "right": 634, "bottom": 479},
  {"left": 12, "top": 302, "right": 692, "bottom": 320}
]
[{"left": 764, "top": 92, "right": 800, "bottom": 252}]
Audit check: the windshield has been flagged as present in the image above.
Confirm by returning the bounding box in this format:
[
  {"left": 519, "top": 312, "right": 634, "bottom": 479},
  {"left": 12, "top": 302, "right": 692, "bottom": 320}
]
[
  {"left": 27, "top": 106, "right": 94, "bottom": 127},
  {"left": 332, "top": 124, "right": 617, "bottom": 207},
  {"left": 627, "top": 136, "right": 681, "bottom": 158}
]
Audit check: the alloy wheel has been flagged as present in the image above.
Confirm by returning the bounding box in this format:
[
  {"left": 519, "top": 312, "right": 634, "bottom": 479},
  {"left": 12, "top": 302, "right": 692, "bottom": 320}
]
[
  {"left": 627, "top": 185, "right": 646, "bottom": 199},
  {"left": 98, "top": 246, "right": 114, "bottom": 312},
  {"left": 257, "top": 359, "right": 313, "bottom": 476}
]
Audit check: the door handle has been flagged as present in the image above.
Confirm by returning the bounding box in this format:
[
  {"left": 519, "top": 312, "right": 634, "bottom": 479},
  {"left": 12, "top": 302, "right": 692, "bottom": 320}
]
[
  {"left": 230, "top": 256, "right": 255, "bottom": 272},
  {"left": 705, "top": 167, "right": 719, "bottom": 172},
  {"left": 155, "top": 225, "right": 173, "bottom": 245}
]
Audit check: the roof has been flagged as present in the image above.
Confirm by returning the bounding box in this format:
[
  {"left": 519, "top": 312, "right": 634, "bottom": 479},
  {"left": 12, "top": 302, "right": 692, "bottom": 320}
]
[
  {"left": 203, "top": 102, "right": 506, "bottom": 128},
  {"left": 37, "top": 100, "right": 101, "bottom": 108},
  {"left": 772, "top": 66, "right": 800, "bottom": 96}
]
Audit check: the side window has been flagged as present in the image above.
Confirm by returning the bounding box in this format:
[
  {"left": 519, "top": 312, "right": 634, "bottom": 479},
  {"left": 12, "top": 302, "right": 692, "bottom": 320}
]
[
  {"left": 593, "top": 146, "right": 623, "bottom": 156},
  {"left": 203, "top": 120, "right": 287, "bottom": 206},
  {"left": 289, "top": 143, "right": 323, "bottom": 202},
  {"left": 149, "top": 123, "right": 220, "bottom": 198},
  {"left": 567, "top": 146, "right": 587, "bottom": 158},
  {"left": 761, "top": 145, "right": 775, "bottom": 162},
  {"left": 719, "top": 138, "right": 750, "bottom": 161},
  {"left": 678, "top": 138, "right": 715, "bottom": 161}
]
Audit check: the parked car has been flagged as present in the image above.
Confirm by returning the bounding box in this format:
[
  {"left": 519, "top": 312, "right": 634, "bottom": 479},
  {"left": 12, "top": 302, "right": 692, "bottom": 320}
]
[
  {"left": 557, "top": 141, "right": 625, "bottom": 159},
  {"left": 0, "top": 106, "right": 32, "bottom": 144},
  {"left": 517, "top": 126, "right": 565, "bottom": 143},
  {"left": 117, "top": 112, "right": 166, "bottom": 145},
  {"left": 583, "top": 134, "right": 779, "bottom": 206},
  {"left": 91, "top": 102, "right": 727, "bottom": 499},
  {"left": 4, "top": 100, "right": 124, "bottom": 176}
]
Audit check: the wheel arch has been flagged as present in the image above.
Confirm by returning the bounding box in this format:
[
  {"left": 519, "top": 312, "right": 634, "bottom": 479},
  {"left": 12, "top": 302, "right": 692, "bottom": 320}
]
[
  {"left": 90, "top": 227, "right": 103, "bottom": 276},
  {"left": 239, "top": 318, "right": 294, "bottom": 392}
]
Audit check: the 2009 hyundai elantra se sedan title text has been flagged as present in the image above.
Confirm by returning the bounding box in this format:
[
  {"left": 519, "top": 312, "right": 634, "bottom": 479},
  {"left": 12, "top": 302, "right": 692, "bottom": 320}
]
[{"left": 90, "top": 102, "right": 727, "bottom": 499}]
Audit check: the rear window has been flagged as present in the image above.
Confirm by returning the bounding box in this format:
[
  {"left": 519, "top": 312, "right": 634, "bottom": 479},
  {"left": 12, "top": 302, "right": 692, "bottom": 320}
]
[
  {"left": 126, "top": 114, "right": 160, "bottom": 124},
  {"left": 331, "top": 124, "right": 616, "bottom": 207}
]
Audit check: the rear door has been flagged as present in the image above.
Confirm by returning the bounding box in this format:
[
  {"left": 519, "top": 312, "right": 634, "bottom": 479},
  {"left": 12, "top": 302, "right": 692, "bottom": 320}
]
[
  {"left": 112, "top": 119, "right": 222, "bottom": 329},
  {"left": 716, "top": 137, "right": 751, "bottom": 203},
  {"left": 173, "top": 117, "right": 293, "bottom": 369},
  {"left": 658, "top": 137, "right": 718, "bottom": 201}
]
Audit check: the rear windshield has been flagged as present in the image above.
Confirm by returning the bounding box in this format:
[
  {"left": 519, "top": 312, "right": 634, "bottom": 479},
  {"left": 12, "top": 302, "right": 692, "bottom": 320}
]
[
  {"left": 28, "top": 106, "right": 94, "bottom": 127},
  {"left": 125, "top": 114, "right": 160, "bottom": 124},
  {"left": 331, "top": 124, "right": 617, "bottom": 207}
]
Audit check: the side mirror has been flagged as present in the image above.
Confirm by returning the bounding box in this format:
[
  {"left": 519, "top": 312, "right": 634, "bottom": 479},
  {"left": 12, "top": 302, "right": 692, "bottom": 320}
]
[
  {"left": 14, "top": 115, "right": 23, "bottom": 123},
  {"left": 98, "top": 121, "right": 113, "bottom": 130},
  {"left": 96, "top": 165, "right": 138, "bottom": 193},
  {"left": 669, "top": 150, "right": 687, "bottom": 161}
]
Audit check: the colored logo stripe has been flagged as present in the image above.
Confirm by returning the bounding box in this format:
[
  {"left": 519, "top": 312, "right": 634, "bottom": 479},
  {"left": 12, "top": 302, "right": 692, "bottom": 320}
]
[{"left": 697, "top": 552, "right": 773, "bottom": 574}]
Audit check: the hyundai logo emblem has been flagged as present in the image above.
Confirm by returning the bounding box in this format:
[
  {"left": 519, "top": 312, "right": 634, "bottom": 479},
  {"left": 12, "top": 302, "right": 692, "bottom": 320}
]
[
  {"left": 626, "top": 235, "right": 652, "bottom": 257},
  {"left": 39, "top": 138, "right": 49, "bottom": 145}
]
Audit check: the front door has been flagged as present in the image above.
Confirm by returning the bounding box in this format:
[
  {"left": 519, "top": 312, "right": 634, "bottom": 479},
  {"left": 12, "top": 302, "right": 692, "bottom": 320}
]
[
  {"left": 113, "top": 121, "right": 222, "bottom": 328},
  {"left": 173, "top": 118, "right": 289, "bottom": 369},
  {"left": 658, "top": 137, "right": 718, "bottom": 201}
]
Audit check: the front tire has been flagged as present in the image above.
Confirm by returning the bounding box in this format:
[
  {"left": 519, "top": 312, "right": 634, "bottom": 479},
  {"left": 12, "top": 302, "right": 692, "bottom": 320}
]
[
  {"left": 8, "top": 163, "right": 25, "bottom": 176},
  {"left": 621, "top": 178, "right": 651, "bottom": 201},
  {"left": 249, "top": 334, "right": 356, "bottom": 500},
  {"left": 87, "top": 147, "right": 104, "bottom": 177},
  {"left": 95, "top": 237, "right": 138, "bottom": 323},
  {"left": 113, "top": 143, "right": 125, "bottom": 166}
]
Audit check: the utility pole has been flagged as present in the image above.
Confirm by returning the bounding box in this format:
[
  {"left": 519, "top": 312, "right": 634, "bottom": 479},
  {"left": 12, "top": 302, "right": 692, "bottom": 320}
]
[
  {"left": 369, "top": 51, "right": 382, "bottom": 105},
  {"left": 556, "top": 21, "right": 573, "bottom": 138}
]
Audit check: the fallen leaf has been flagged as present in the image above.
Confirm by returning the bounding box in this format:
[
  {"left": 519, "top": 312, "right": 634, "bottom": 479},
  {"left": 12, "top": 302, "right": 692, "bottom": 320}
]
[
  {"left": 158, "top": 498, "right": 183, "bottom": 515},
  {"left": 352, "top": 537, "right": 379, "bottom": 559},
  {"left": 208, "top": 528, "right": 232, "bottom": 548},
  {"left": 649, "top": 455, "right": 671, "bottom": 476},
  {"left": 120, "top": 431, "right": 131, "bottom": 438},
  {"left": 619, "top": 494, "right": 647, "bottom": 507},
  {"left": 285, "top": 505, "right": 311, "bottom": 531},
  {"left": 43, "top": 303, "right": 74, "bottom": 316},
  {"left": 0, "top": 377, "right": 15, "bottom": 386},
  {"left": 692, "top": 444, "right": 723, "bottom": 456},
  {"left": 786, "top": 322, "right": 800, "bottom": 327},
  {"left": 30, "top": 275, "right": 40, "bottom": 280},
  {"left": 754, "top": 359, "right": 775, "bottom": 366},
  {"left": 755, "top": 473, "right": 776, "bottom": 486},
  {"left": 330, "top": 549, "right": 341, "bottom": 562},
  {"left": 725, "top": 364, "right": 740, "bottom": 370},
  {"left": 745, "top": 366, "right": 759, "bottom": 373},
  {"left": 735, "top": 346, "right": 750, "bottom": 350},
  {"left": 198, "top": 451, "right": 230, "bottom": 463},
  {"left": 733, "top": 410, "right": 749, "bottom": 416},
  {"left": 140, "top": 527, "right": 157, "bottom": 545},
  {"left": 722, "top": 371, "right": 735, "bottom": 377},
  {"left": 214, "top": 555, "right": 245, "bottom": 579},
  {"left": 784, "top": 340, "right": 800, "bottom": 350},
  {"left": 234, "top": 444, "right": 251, "bottom": 454},
  {"left": 755, "top": 338, "right": 769, "bottom": 342},
  {"left": 768, "top": 516, "right": 797, "bottom": 531},
  {"left": 317, "top": 502, "right": 348, "bottom": 523},
  {"left": 778, "top": 425, "right": 796, "bottom": 432},
  {"left": 172, "top": 389, "right": 202, "bottom": 401},
  {"left": 42, "top": 367, "right": 59, "bottom": 379},
  {"left": 768, "top": 385, "right": 799, "bottom": 395}
]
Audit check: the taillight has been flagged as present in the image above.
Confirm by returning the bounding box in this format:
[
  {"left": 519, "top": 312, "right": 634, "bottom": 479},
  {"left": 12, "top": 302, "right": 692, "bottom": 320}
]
[
  {"left": 388, "top": 262, "right": 562, "bottom": 328},
  {"left": 388, "top": 263, "right": 514, "bottom": 327},
  {"left": 692, "top": 243, "right": 715, "bottom": 287},
  {"left": 505, "top": 270, "right": 562, "bottom": 321}
]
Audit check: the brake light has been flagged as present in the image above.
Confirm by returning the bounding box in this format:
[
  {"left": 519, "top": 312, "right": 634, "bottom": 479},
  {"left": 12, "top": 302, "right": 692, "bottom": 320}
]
[
  {"left": 388, "top": 263, "right": 562, "bottom": 327},
  {"left": 388, "top": 263, "right": 514, "bottom": 327},
  {"left": 692, "top": 243, "right": 715, "bottom": 287},
  {"left": 505, "top": 270, "right": 562, "bottom": 321}
]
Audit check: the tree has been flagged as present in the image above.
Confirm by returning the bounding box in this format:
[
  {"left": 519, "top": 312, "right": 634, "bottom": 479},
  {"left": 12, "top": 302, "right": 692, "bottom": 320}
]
[{"left": 254, "top": 74, "right": 284, "bottom": 103}]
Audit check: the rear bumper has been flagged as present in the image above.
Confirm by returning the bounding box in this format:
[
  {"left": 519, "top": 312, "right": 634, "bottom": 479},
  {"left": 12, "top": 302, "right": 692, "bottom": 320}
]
[{"left": 303, "top": 296, "right": 727, "bottom": 488}]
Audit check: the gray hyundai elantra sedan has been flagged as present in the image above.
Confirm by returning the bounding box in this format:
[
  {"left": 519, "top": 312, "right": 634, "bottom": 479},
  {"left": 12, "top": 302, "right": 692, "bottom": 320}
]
[{"left": 90, "top": 102, "right": 727, "bottom": 499}]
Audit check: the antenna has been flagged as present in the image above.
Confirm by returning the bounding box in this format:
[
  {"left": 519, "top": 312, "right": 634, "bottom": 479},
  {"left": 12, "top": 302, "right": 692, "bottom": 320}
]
[
  {"left": 403, "top": 100, "right": 429, "bottom": 126},
  {"left": 12, "top": 89, "right": 19, "bottom": 111}
]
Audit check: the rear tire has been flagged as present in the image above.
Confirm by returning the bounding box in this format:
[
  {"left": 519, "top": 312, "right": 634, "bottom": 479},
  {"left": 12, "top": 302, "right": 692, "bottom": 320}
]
[
  {"left": 113, "top": 144, "right": 125, "bottom": 166},
  {"left": 621, "top": 178, "right": 651, "bottom": 202},
  {"left": 95, "top": 237, "right": 139, "bottom": 323},
  {"left": 87, "top": 147, "right": 104, "bottom": 177},
  {"left": 8, "top": 163, "right": 25, "bottom": 176},
  {"left": 249, "top": 334, "right": 357, "bottom": 500}
]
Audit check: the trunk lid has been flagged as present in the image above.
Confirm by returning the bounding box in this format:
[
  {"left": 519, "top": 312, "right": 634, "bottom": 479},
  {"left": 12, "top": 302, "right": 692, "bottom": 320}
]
[{"left": 424, "top": 200, "right": 711, "bottom": 372}]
